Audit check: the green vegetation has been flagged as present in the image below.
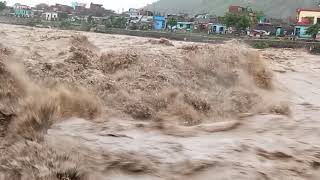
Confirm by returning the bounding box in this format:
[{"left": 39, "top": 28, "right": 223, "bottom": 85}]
[
  {"left": 25, "top": 18, "right": 42, "bottom": 27},
  {"left": 59, "top": 20, "right": 72, "bottom": 29},
  {"left": 223, "top": 6, "right": 264, "bottom": 31},
  {"left": 248, "top": 40, "right": 317, "bottom": 49},
  {"left": 59, "top": 13, "right": 68, "bottom": 20},
  {"left": 224, "top": 13, "right": 250, "bottom": 30},
  {"left": 0, "top": 1, "right": 6, "bottom": 11},
  {"left": 167, "top": 17, "right": 177, "bottom": 31},
  {"left": 80, "top": 22, "right": 92, "bottom": 31},
  {"left": 252, "top": 42, "right": 270, "bottom": 49},
  {"left": 306, "top": 24, "right": 320, "bottom": 41},
  {"left": 105, "top": 16, "right": 127, "bottom": 29},
  {"left": 87, "top": 15, "right": 93, "bottom": 24},
  {"left": 254, "top": 10, "right": 265, "bottom": 24},
  {"left": 111, "top": 16, "right": 127, "bottom": 28}
]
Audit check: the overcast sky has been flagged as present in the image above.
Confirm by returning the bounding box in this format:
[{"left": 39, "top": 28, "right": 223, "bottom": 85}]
[{"left": 6, "top": 0, "right": 158, "bottom": 12}]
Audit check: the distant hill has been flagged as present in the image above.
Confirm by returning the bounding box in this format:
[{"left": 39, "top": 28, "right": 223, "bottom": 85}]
[{"left": 145, "top": 0, "right": 320, "bottom": 18}]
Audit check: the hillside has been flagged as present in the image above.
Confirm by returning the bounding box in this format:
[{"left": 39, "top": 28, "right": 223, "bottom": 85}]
[{"left": 146, "top": 0, "right": 320, "bottom": 18}]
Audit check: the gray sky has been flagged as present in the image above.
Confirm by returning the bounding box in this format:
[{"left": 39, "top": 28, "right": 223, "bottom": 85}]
[{"left": 6, "top": 0, "right": 158, "bottom": 12}]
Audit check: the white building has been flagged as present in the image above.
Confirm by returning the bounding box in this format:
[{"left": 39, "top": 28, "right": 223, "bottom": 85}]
[
  {"left": 44, "top": 12, "right": 58, "bottom": 21},
  {"left": 297, "top": 8, "right": 320, "bottom": 25},
  {"left": 195, "top": 13, "right": 209, "bottom": 19}
]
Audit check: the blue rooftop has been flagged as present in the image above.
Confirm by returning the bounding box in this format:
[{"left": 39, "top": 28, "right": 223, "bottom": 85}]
[{"left": 154, "top": 16, "right": 165, "bottom": 21}]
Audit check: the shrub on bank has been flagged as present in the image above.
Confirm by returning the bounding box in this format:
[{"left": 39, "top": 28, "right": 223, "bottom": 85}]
[{"left": 252, "top": 42, "right": 270, "bottom": 49}]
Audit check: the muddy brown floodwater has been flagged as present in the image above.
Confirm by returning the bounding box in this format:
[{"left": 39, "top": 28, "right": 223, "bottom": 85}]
[{"left": 0, "top": 24, "right": 320, "bottom": 180}]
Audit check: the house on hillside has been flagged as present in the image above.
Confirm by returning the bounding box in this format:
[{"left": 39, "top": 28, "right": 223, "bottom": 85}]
[
  {"left": 276, "top": 25, "right": 294, "bottom": 37},
  {"left": 32, "top": 3, "right": 48, "bottom": 17},
  {"left": 90, "top": 3, "right": 103, "bottom": 10},
  {"left": 208, "top": 23, "right": 226, "bottom": 34},
  {"left": 258, "top": 15, "right": 271, "bottom": 24},
  {"left": 32, "top": 9, "right": 44, "bottom": 17},
  {"left": 177, "top": 22, "right": 194, "bottom": 32},
  {"left": 51, "top": 4, "right": 73, "bottom": 14},
  {"left": 43, "top": 12, "right": 58, "bottom": 21},
  {"left": 89, "top": 3, "right": 105, "bottom": 17},
  {"left": 253, "top": 23, "right": 276, "bottom": 36},
  {"left": 193, "top": 13, "right": 218, "bottom": 32},
  {"left": 74, "top": 3, "right": 88, "bottom": 16},
  {"left": 126, "top": 8, "right": 139, "bottom": 18},
  {"left": 252, "top": 15, "right": 275, "bottom": 35},
  {"left": 167, "top": 14, "right": 189, "bottom": 22},
  {"left": 40, "top": 3, "right": 71, "bottom": 21},
  {"left": 195, "top": 13, "right": 209, "bottom": 19},
  {"left": 294, "top": 8, "right": 320, "bottom": 39},
  {"left": 14, "top": 3, "right": 32, "bottom": 18},
  {"left": 126, "top": 8, "right": 154, "bottom": 30},
  {"left": 229, "top": 5, "right": 245, "bottom": 14},
  {"left": 297, "top": 8, "right": 320, "bottom": 25},
  {"left": 294, "top": 24, "right": 312, "bottom": 39}
]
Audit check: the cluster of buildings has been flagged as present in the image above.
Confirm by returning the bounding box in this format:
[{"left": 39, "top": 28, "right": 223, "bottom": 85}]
[
  {"left": 126, "top": 5, "right": 320, "bottom": 40},
  {"left": 5, "top": 2, "right": 115, "bottom": 21},
  {"left": 1, "top": 2, "right": 320, "bottom": 40},
  {"left": 126, "top": 8, "right": 224, "bottom": 33},
  {"left": 126, "top": 6, "right": 281, "bottom": 36}
]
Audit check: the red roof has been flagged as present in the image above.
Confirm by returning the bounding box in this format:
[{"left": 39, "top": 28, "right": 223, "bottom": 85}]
[{"left": 296, "top": 22, "right": 311, "bottom": 26}]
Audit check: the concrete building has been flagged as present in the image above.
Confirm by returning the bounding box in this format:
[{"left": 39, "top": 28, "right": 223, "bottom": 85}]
[
  {"left": 44, "top": 12, "right": 58, "bottom": 21},
  {"left": 195, "top": 13, "right": 209, "bottom": 19},
  {"left": 14, "top": 3, "right": 32, "bottom": 17},
  {"left": 297, "top": 8, "right": 320, "bottom": 25},
  {"left": 153, "top": 16, "right": 166, "bottom": 30},
  {"left": 90, "top": 3, "right": 103, "bottom": 10},
  {"left": 74, "top": 5, "right": 87, "bottom": 16},
  {"left": 177, "top": 22, "right": 194, "bottom": 32},
  {"left": 229, "top": 5, "right": 245, "bottom": 14},
  {"left": 126, "top": 8, "right": 153, "bottom": 18},
  {"left": 52, "top": 4, "right": 73, "bottom": 14},
  {"left": 295, "top": 8, "right": 320, "bottom": 39},
  {"left": 294, "top": 25, "right": 312, "bottom": 39},
  {"left": 127, "top": 8, "right": 139, "bottom": 18},
  {"left": 208, "top": 23, "right": 226, "bottom": 34},
  {"left": 89, "top": 3, "right": 105, "bottom": 17}
]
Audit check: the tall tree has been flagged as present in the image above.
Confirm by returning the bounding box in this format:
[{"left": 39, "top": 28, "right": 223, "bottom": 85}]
[
  {"left": 167, "top": 17, "right": 177, "bottom": 31},
  {"left": 306, "top": 24, "right": 320, "bottom": 40},
  {"left": 111, "top": 16, "right": 127, "bottom": 28},
  {"left": 224, "top": 13, "right": 251, "bottom": 30}
]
